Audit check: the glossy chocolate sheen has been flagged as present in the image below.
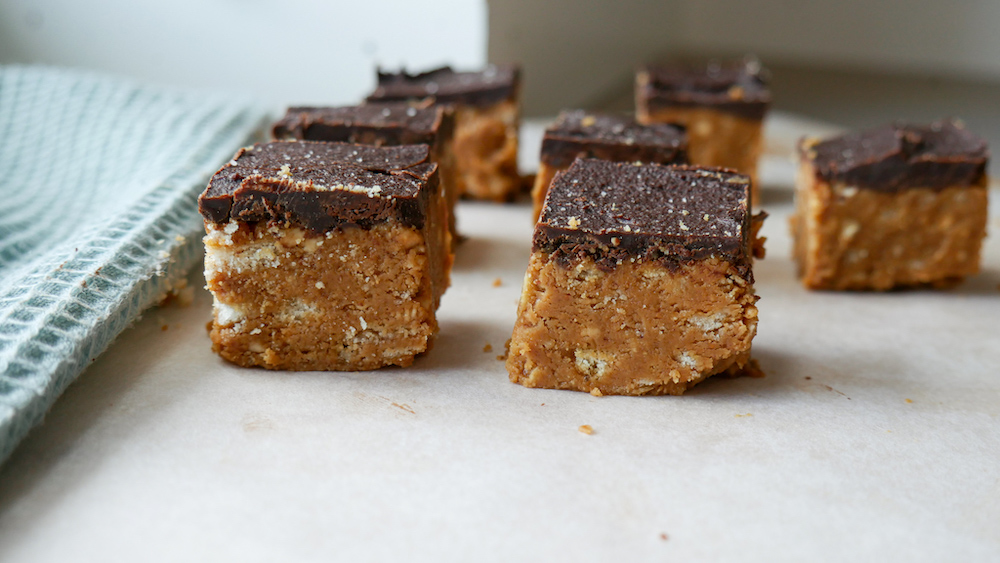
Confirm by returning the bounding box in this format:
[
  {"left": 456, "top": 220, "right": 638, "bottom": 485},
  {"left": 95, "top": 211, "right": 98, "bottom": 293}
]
[
  {"left": 367, "top": 65, "right": 520, "bottom": 107},
  {"left": 271, "top": 102, "right": 452, "bottom": 149},
  {"left": 535, "top": 159, "right": 752, "bottom": 278},
  {"left": 802, "top": 120, "right": 989, "bottom": 191},
  {"left": 639, "top": 59, "right": 771, "bottom": 120},
  {"left": 541, "top": 110, "right": 688, "bottom": 168},
  {"left": 199, "top": 141, "right": 436, "bottom": 231}
]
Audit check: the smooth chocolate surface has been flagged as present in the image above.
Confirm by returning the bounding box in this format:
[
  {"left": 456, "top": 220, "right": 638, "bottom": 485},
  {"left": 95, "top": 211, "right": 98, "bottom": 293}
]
[
  {"left": 199, "top": 141, "right": 436, "bottom": 231},
  {"left": 271, "top": 103, "right": 451, "bottom": 148},
  {"left": 639, "top": 59, "right": 771, "bottom": 120},
  {"left": 541, "top": 110, "right": 688, "bottom": 168},
  {"left": 803, "top": 120, "right": 989, "bottom": 191},
  {"left": 535, "top": 159, "right": 752, "bottom": 277},
  {"left": 367, "top": 65, "right": 520, "bottom": 107}
]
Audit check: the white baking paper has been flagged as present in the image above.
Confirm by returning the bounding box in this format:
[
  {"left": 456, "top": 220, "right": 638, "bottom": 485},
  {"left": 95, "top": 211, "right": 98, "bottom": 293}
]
[{"left": 0, "top": 115, "right": 997, "bottom": 562}]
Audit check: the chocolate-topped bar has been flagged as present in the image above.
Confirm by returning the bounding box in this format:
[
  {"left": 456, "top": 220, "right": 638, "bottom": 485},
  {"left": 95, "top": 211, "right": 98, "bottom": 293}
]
[
  {"left": 636, "top": 58, "right": 771, "bottom": 201},
  {"left": 200, "top": 140, "right": 452, "bottom": 371},
  {"left": 508, "top": 159, "right": 762, "bottom": 396},
  {"left": 803, "top": 120, "right": 988, "bottom": 191},
  {"left": 792, "top": 119, "right": 989, "bottom": 290},
  {"left": 367, "top": 65, "right": 522, "bottom": 202},
  {"left": 271, "top": 102, "right": 460, "bottom": 245},
  {"left": 531, "top": 110, "right": 688, "bottom": 219},
  {"left": 368, "top": 65, "right": 520, "bottom": 107}
]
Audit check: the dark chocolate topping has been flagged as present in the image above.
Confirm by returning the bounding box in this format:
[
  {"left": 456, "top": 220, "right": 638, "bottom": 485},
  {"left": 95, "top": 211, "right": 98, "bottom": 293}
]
[
  {"left": 367, "top": 65, "right": 520, "bottom": 107},
  {"left": 271, "top": 102, "right": 448, "bottom": 148},
  {"left": 199, "top": 141, "right": 436, "bottom": 231},
  {"left": 541, "top": 110, "right": 688, "bottom": 168},
  {"left": 639, "top": 59, "right": 771, "bottom": 120},
  {"left": 803, "top": 120, "right": 989, "bottom": 191},
  {"left": 535, "top": 159, "right": 752, "bottom": 278}
]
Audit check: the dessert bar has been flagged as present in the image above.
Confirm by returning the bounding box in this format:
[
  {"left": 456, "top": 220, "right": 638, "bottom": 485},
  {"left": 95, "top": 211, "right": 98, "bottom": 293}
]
[
  {"left": 199, "top": 141, "right": 451, "bottom": 370},
  {"left": 791, "top": 120, "right": 989, "bottom": 290},
  {"left": 507, "top": 159, "right": 761, "bottom": 396},
  {"left": 531, "top": 110, "right": 688, "bottom": 220},
  {"left": 636, "top": 59, "right": 770, "bottom": 201},
  {"left": 367, "top": 65, "right": 522, "bottom": 202}
]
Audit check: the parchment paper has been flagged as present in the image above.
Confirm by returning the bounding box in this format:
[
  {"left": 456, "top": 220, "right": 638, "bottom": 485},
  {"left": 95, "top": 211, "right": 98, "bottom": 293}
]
[{"left": 0, "top": 114, "right": 997, "bottom": 562}]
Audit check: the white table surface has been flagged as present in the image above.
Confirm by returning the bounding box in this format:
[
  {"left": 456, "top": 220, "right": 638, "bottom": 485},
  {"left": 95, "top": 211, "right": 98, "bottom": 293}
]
[{"left": 0, "top": 115, "right": 998, "bottom": 562}]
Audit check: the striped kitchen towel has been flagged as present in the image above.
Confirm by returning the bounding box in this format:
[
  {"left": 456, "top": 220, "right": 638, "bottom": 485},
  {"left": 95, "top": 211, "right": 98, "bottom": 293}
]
[{"left": 0, "top": 66, "right": 267, "bottom": 464}]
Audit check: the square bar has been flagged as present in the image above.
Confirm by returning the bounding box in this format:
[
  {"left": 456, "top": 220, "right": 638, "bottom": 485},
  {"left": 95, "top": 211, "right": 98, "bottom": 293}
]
[
  {"left": 636, "top": 59, "right": 770, "bottom": 202},
  {"left": 367, "top": 65, "right": 522, "bottom": 202},
  {"left": 199, "top": 141, "right": 452, "bottom": 370},
  {"left": 791, "top": 119, "right": 989, "bottom": 290},
  {"left": 271, "top": 102, "right": 459, "bottom": 245},
  {"left": 532, "top": 110, "right": 688, "bottom": 220},
  {"left": 507, "top": 159, "right": 761, "bottom": 396}
]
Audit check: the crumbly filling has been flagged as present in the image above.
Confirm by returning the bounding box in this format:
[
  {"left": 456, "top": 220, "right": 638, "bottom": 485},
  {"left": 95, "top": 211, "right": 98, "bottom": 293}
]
[
  {"left": 791, "top": 160, "right": 987, "bottom": 290},
  {"left": 452, "top": 101, "right": 521, "bottom": 201},
  {"left": 204, "top": 219, "right": 447, "bottom": 371},
  {"left": 507, "top": 254, "right": 759, "bottom": 395}
]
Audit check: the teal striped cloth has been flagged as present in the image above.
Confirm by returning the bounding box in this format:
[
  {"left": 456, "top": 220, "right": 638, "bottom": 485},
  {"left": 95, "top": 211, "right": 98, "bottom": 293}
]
[{"left": 0, "top": 66, "right": 267, "bottom": 464}]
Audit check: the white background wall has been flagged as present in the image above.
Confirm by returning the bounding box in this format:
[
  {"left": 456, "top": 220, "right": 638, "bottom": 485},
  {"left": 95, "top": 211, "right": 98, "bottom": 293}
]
[
  {"left": 3, "top": 0, "right": 1000, "bottom": 118},
  {"left": 678, "top": 0, "right": 1000, "bottom": 81},
  {"left": 490, "top": 0, "right": 1000, "bottom": 115},
  {"left": 0, "top": 0, "right": 487, "bottom": 110}
]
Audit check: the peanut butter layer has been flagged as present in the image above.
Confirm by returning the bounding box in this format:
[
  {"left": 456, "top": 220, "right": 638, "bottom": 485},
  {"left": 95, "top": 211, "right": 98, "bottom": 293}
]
[
  {"left": 791, "top": 160, "right": 987, "bottom": 291},
  {"left": 507, "top": 254, "right": 758, "bottom": 395},
  {"left": 205, "top": 221, "right": 444, "bottom": 370},
  {"left": 451, "top": 102, "right": 521, "bottom": 201}
]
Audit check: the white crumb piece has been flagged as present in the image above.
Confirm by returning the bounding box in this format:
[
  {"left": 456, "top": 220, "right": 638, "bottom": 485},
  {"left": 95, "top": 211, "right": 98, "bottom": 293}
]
[
  {"left": 360, "top": 316, "right": 368, "bottom": 330},
  {"left": 841, "top": 221, "right": 860, "bottom": 241},
  {"left": 224, "top": 221, "right": 239, "bottom": 235},
  {"left": 623, "top": 225, "right": 632, "bottom": 232},
  {"left": 278, "top": 164, "right": 292, "bottom": 178},
  {"left": 703, "top": 214, "right": 710, "bottom": 221},
  {"left": 678, "top": 221, "right": 689, "bottom": 231},
  {"left": 250, "top": 328, "right": 262, "bottom": 335},
  {"left": 215, "top": 303, "right": 245, "bottom": 326},
  {"left": 567, "top": 216, "right": 581, "bottom": 228},
  {"left": 322, "top": 183, "right": 383, "bottom": 197},
  {"left": 575, "top": 349, "right": 610, "bottom": 378},
  {"left": 678, "top": 352, "right": 698, "bottom": 369},
  {"left": 315, "top": 281, "right": 326, "bottom": 289}
]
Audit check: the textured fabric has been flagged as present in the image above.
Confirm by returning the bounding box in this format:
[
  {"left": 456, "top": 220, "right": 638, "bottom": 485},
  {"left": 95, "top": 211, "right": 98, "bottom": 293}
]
[{"left": 0, "top": 66, "right": 267, "bottom": 464}]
